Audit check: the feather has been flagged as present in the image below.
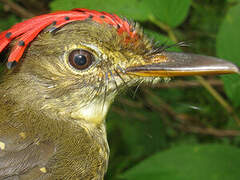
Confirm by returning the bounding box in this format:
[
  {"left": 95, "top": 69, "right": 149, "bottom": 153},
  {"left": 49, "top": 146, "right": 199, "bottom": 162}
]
[{"left": 0, "top": 8, "right": 137, "bottom": 68}]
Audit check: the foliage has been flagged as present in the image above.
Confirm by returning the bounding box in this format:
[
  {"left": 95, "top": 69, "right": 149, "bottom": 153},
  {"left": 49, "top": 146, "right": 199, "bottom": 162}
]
[
  {"left": 0, "top": 0, "right": 240, "bottom": 179},
  {"left": 217, "top": 2, "right": 240, "bottom": 108},
  {"left": 120, "top": 144, "right": 240, "bottom": 180},
  {"left": 50, "top": 0, "right": 191, "bottom": 27}
]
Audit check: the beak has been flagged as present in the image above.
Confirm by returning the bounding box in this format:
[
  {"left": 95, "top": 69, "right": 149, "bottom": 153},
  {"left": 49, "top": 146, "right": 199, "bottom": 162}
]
[{"left": 125, "top": 52, "right": 239, "bottom": 77}]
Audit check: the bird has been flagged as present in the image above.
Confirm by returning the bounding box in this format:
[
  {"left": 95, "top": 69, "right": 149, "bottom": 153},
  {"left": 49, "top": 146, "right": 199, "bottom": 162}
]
[{"left": 0, "top": 8, "right": 238, "bottom": 180}]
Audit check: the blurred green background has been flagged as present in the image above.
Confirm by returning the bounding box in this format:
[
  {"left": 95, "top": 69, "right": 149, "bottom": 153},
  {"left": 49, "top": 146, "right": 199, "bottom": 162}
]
[{"left": 0, "top": 0, "right": 240, "bottom": 179}]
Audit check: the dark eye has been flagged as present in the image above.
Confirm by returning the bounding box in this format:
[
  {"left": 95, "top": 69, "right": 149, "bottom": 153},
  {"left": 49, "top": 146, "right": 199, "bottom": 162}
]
[{"left": 68, "top": 49, "right": 94, "bottom": 70}]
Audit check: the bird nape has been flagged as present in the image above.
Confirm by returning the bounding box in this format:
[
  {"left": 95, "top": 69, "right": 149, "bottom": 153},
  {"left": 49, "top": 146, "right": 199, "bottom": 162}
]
[{"left": 0, "top": 8, "right": 238, "bottom": 180}]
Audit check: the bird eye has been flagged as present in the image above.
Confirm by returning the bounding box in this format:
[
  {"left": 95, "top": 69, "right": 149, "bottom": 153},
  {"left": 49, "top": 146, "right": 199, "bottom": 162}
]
[{"left": 68, "top": 49, "right": 94, "bottom": 70}]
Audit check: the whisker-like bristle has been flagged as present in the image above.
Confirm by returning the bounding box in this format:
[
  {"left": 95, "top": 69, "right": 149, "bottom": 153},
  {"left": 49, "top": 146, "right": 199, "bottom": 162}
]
[{"left": 133, "top": 79, "right": 144, "bottom": 99}]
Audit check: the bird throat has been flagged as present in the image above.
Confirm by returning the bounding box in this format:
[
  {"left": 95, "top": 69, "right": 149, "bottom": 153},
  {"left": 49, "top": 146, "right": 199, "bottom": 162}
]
[{"left": 70, "top": 95, "right": 114, "bottom": 125}]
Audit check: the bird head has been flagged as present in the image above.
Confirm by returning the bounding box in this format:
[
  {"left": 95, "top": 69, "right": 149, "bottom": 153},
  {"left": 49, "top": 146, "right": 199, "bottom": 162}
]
[{"left": 0, "top": 9, "right": 238, "bottom": 127}]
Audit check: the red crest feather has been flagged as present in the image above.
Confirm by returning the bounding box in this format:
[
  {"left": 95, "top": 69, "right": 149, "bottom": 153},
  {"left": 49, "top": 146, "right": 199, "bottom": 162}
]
[{"left": 0, "top": 8, "right": 136, "bottom": 69}]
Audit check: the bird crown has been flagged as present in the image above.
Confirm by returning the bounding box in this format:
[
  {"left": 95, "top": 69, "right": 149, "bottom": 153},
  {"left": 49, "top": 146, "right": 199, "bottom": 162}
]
[{"left": 0, "top": 8, "right": 136, "bottom": 69}]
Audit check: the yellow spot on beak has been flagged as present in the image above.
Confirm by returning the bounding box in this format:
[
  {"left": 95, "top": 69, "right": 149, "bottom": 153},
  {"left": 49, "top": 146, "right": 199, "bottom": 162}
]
[
  {"left": 0, "top": 141, "right": 5, "bottom": 150},
  {"left": 40, "top": 167, "right": 47, "bottom": 173},
  {"left": 150, "top": 55, "right": 167, "bottom": 63}
]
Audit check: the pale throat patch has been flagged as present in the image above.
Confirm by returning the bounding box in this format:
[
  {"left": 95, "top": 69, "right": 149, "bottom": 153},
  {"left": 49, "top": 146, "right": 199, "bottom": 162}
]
[{"left": 70, "top": 98, "right": 112, "bottom": 125}]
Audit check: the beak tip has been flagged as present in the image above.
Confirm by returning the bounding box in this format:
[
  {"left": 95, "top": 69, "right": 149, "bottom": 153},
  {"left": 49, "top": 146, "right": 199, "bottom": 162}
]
[
  {"left": 228, "top": 64, "right": 240, "bottom": 74},
  {"left": 236, "top": 66, "right": 240, "bottom": 74}
]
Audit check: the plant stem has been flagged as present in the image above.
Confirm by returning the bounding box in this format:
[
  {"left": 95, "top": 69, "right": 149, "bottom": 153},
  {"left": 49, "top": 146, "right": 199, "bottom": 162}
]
[{"left": 149, "top": 14, "right": 178, "bottom": 42}]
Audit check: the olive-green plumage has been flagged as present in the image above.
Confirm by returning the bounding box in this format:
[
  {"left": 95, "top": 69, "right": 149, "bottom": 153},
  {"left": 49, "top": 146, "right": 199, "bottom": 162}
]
[{"left": 0, "top": 20, "right": 155, "bottom": 180}]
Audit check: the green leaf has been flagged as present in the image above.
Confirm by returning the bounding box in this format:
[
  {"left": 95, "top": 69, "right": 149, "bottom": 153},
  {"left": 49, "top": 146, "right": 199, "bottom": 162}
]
[
  {"left": 50, "top": 0, "right": 155, "bottom": 20},
  {"left": 50, "top": 0, "right": 191, "bottom": 27},
  {"left": 120, "top": 144, "right": 240, "bottom": 180},
  {"left": 150, "top": 0, "right": 192, "bottom": 28},
  {"left": 216, "top": 3, "right": 240, "bottom": 108}
]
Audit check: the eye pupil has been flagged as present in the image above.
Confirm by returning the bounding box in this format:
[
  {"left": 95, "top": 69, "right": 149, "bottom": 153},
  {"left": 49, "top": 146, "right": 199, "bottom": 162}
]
[
  {"left": 74, "top": 55, "right": 87, "bottom": 66},
  {"left": 68, "top": 49, "right": 94, "bottom": 70}
]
